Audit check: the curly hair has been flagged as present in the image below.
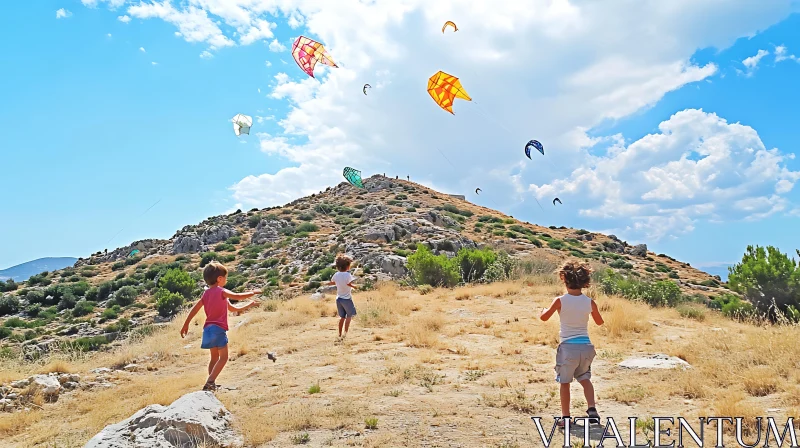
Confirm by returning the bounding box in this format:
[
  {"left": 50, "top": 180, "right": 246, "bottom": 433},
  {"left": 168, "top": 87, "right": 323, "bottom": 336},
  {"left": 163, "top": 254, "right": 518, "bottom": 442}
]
[
  {"left": 557, "top": 260, "right": 592, "bottom": 289},
  {"left": 335, "top": 253, "right": 353, "bottom": 272}
]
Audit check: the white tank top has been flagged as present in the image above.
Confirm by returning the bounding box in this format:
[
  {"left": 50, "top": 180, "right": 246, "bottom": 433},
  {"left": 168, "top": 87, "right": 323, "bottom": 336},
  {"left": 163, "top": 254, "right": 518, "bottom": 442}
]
[{"left": 559, "top": 293, "right": 592, "bottom": 344}]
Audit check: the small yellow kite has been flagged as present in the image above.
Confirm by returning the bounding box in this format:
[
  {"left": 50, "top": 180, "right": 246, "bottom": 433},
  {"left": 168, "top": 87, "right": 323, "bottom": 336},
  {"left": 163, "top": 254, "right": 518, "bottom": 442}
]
[
  {"left": 427, "top": 71, "right": 471, "bottom": 114},
  {"left": 442, "top": 21, "right": 458, "bottom": 33}
]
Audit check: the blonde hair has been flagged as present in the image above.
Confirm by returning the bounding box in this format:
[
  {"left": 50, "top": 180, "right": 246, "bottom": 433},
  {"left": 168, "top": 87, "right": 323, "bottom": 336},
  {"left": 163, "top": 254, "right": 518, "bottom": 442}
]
[
  {"left": 203, "top": 261, "right": 228, "bottom": 286},
  {"left": 335, "top": 253, "right": 353, "bottom": 272},
  {"left": 557, "top": 260, "right": 592, "bottom": 289}
]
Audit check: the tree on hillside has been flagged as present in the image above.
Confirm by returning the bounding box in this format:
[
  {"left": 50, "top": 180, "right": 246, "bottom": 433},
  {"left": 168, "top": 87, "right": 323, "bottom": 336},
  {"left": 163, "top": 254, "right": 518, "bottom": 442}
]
[{"left": 728, "top": 245, "right": 800, "bottom": 322}]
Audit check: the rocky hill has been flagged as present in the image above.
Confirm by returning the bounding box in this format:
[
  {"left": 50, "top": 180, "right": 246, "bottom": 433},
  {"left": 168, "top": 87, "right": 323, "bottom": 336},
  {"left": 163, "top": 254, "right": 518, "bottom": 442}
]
[{"left": 0, "top": 175, "right": 727, "bottom": 355}]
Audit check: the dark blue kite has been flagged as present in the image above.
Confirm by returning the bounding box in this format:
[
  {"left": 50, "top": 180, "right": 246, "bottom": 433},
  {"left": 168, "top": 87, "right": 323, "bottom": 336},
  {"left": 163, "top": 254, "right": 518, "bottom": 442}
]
[{"left": 525, "top": 140, "right": 544, "bottom": 159}]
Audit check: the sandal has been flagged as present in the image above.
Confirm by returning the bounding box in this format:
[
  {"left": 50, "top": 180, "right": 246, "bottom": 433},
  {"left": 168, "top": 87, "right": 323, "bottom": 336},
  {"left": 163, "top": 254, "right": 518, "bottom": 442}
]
[
  {"left": 202, "top": 381, "right": 218, "bottom": 391},
  {"left": 587, "top": 407, "right": 600, "bottom": 425},
  {"left": 267, "top": 352, "right": 277, "bottom": 362},
  {"left": 557, "top": 417, "right": 570, "bottom": 429}
]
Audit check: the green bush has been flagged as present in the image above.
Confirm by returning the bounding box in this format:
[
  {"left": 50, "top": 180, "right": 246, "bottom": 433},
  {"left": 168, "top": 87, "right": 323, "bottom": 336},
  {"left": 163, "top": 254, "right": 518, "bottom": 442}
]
[
  {"left": 226, "top": 236, "right": 241, "bottom": 245},
  {"left": 26, "top": 303, "right": 41, "bottom": 317},
  {"left": 296, "top": 223, "right": 319, "bottom": 233},
  {"left": 0, "top": 295, "right": 20, "bottom": 316},
  {"left": 57, "top": 291, "right": 78, "bottom": 310},
  {"left": 728, "top": 245, "right": 800, "bottom": 322},
  {"left": 248, "top": 215, "right": 262, "bottom": 228},
  {"left": 72, "top": 300, "right": 96, "bottom": 317},
  {"left": 547, "top": 239, "right": 566, "bottom": 250},
  {"left": 600, "top": 271, "right": 684, "bottom": 307},
  {"left": 111, "top": 261, "right": 125, "bottom": 271},
  {"left": 455, "top": 248, "right": 497, "bottom": 282},
  {"left": 200, "top": 252, "right": 219, "bottom": 268},
  {"left": 315, "top": 267, "right": 337, "bottom": 282},
  {"left": 71, "top": 335, "right": 111, "bottom": 352},
  {"left": 101, "top": 306, "right": 120, "bottom": 321},
  {"left": 70, "top": 281, "right": 91, "bottom": 298},
  {"left": 155, "top": 289, "right": 185, "bottom": 317},
  {"left": 114, "top": 286, "right": 138, "bottom": 306},
  {"left": 0, "top": 279, "right": 18, "bottom": 293},
  {"left": 303, "top": 281, "right": 322, "bottom": 291},
  {"left": 609, "top": 259, "right": 633, "bottom": 270},
  {"left": 27, "top": 274, "right": 51, "bottom": 286},
  {"left": 407, "top": 244, "right": 460, "bottom": 287},
  {"left": 3, "top": 317, "right": 27, "bottom": 328},
  {"left": 711, "top": 293, "right": 756, "bottom": 320},
  {"left": 482, "top": 252, "right": 517, "bottom": 282},
  {"left": 97, "top": 281, "right": 114, "bottom": 301},
  {"left": 0, "top": 328, "right": 11, "bottom": 340},
  {"left": 158, "top": 269, "right": 195, "bottom": 299},
  {"left": 215, "top": 243, "right": 236, "bottom": 252}
]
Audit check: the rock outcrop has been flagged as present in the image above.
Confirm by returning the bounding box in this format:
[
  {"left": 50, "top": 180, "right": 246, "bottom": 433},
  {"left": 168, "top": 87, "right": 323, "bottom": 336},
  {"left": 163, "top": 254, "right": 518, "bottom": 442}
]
[
  {"left": 85, "top": 391, "right": 242, "bottom": 448},
  {"left": 618, "top": 354, "right": 691, "bottom": 370}
]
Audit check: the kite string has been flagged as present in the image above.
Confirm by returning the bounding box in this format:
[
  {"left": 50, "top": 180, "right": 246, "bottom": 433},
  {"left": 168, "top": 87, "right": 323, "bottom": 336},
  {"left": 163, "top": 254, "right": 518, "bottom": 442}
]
[{"left": 105, "top": 198, "right": 162, "bottom": 246}]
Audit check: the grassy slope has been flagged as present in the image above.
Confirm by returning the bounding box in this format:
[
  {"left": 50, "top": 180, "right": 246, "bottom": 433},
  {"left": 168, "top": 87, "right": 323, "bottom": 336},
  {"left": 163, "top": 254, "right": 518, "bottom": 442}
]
[{"left": 1, "top": 278, "right": 798, "bottom": 447}]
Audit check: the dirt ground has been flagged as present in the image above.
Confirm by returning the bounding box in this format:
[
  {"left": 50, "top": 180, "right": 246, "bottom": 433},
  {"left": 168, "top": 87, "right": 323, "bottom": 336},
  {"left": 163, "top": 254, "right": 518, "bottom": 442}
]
[{"left": 1, "top": 279, "right": 799, "bottom": 447}]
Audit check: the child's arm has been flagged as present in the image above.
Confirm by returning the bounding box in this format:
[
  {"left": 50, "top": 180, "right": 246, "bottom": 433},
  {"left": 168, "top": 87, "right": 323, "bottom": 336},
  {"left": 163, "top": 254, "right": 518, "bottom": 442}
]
[
  {"left": 590, "top": 300, "right": 604, "bottom": 325},
  {"left": 180, "top": 299, "right": 204, "bottom": 338},
  {"left": 347, "top": 281, "right": 358, "bottom": 291},
  {"left": 540, "top": 297, "right": 561, "bottom": 321},
  {"left": 222, "top": 289, "right": 262, "bottom": 301},
  {"left": 327, "top": 281, "right": 336, "bottom": 286},
  {"left": 227, "top": 298, "right": 260, "bottom": 312}
]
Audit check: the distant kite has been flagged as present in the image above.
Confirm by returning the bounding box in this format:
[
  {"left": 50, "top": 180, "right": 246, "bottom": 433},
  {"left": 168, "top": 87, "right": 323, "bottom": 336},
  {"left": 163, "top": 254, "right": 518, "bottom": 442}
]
[
  {"left": 475, "top": 188, "right": 482, "bottom": 194},
  {"left": 343, "top": 167, "right": 364, "bottom": 189},
  {"left": 232, "top": 114, "right": 252, "bottom": 136},
  {"left": 292, "top": 36, "right": 338, "bottom": 78},
  {"left": 128, "top": 249, "right": 140, "bottom": 258},
  {"left": 525, "top": 140, "right": 544, "bottom": 159},
  {"left": 442, "top": 21, "right": 458, "bottom": 33},
  {"left": 427, "top": 71, "right": 471, "bottom": 114},
  {"left": 553, "top": 198, "right": 562, "bottom": 206},
  {"left": 363, "top": 84, "right": 371, "bottom": 95}
]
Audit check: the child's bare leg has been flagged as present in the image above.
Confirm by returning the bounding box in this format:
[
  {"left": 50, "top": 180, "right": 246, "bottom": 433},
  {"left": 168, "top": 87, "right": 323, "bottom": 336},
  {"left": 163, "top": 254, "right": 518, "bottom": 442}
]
[
  {"left": 344, "top": 317, "right": 352, "bottom": 333},
  {"left": 578, "top": 379, "right": 595, "bottom": 408},
  {"left": 208, "top": 348, "right": 220, "bottom": 376},
  {"left": 560, "top": 383, "right": 571, "bottom": 417},
  {"left": 207, "top": 346, "right": 229, "bottom": 383},
  {"left": 338, "top": 318, "right": 345, "bottom": 336}
]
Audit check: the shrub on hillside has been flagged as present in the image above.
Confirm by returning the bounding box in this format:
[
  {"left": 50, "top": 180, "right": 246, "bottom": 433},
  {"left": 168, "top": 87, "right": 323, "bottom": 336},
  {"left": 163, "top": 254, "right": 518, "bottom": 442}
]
[
  {"left": 314, "top": 267, "right": 337, "bottom": 282},
  {"left": 0, "top": 295, "right": 20, "bottom": 316},
  {"left": 296, "top": 223, "right": 319, "bottom": 233},
  {"left": 26, "top": 290, "right": 45, "bottom": 305},
  {"left": 727, "top": 245, "right": 800, "bottom": 322},
  {"left": 600, "top": 271, "right": 684, "bottom": 307},
  {"left": 710, "top": 293, "right": 756, "bottom": 320},
  {"left": 26, "top": 303, "right": 41, "bottom": 317},
  {"left": 57, "top": 292, "right": 78, "bottom": 311},
  {"left": 72, "top": 300, "right": 96, "bottom": 317},
  {"left": 407, "top": 244, "right": 460, "bottom": 287},
  {"left": 114, "top": 286, "right": 138, "bottom": 307},
  {"left": 158, "top": 269, "right": 195, "bottom": 299},
  {"left": 248, "top": 215, "right": 262, "bottom": 228},
  {"left": 155, "top": 289, "right": 185, "bottom": 317},
  {"left": 483, "top": 252, "right": 517, "bottom": 282},
  {"left": 70, "top": 281, "right": 91, "bottom": 298},
  {"left": 455, "top": 248, "right": 497, "bottom": 282},
  {"left": 0, "top": 328, "right": 11, "bottom": 340},
  {"left": 0, "top": 279, "right": 18, "bottom": 293}
]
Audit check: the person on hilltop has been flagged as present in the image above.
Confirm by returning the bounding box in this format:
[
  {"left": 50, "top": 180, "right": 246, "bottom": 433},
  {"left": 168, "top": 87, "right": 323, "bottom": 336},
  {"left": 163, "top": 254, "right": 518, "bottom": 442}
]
[
  {"left": 540, "top": 261, "right": 605, "bottom": 428},
  {"left": 328, "top": 253, "right": 358, "bottom": 342},
  {"left": 180, "top": 261, "right": 261, "bottom": 391}
]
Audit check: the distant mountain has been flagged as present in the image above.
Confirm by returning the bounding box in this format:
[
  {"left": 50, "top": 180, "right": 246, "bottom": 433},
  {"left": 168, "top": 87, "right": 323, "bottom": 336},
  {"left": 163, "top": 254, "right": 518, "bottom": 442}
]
[
  {"left": 0, "top": 257, "right": 78, "bottom": 282},
  {"left": 696, "top": 263, "right": 733, "bottom": 281}
]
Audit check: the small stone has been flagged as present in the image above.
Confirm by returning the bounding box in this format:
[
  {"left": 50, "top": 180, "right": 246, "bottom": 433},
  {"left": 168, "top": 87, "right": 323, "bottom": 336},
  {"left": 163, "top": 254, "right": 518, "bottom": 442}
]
[
  {"left": 91, "top": 368, "right": 111, "bottom": 374},
  {"left": 28, "top": 375, "right": 62, "bottom": 401},
  {"left": 123, "top": 364, "right": 142, "bottom": 372},
  {"left": 248, "top": 367, "right": 264, "bottom": 376},
  {"left": 10, "top": 379, "right": 30, "bottom": 389},
  {"left": 63, "top": 381, "right": 80, "bottom": 390},
  {"left": 619, "top": 354, "right": 691, "bottom": 370}
]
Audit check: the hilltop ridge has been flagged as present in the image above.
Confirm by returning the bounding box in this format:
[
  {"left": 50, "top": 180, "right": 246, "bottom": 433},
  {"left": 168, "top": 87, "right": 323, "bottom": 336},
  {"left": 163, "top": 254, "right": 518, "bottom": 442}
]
[{"left": 0, "top": 175, "right": 726, "bottom": 353}]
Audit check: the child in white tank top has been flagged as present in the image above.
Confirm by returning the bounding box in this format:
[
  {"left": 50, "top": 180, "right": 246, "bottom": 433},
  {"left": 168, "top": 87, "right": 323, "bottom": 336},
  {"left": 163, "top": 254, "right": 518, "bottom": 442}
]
[{"left": 540, "top": 261, "right": 605, "bottom": 428}]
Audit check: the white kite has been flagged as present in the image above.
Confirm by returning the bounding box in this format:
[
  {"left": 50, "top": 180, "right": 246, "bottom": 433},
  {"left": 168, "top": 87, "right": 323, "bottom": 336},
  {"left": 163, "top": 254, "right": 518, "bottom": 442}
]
[{"left": 232, "top": 114, "right": 253, "bottom": 136}]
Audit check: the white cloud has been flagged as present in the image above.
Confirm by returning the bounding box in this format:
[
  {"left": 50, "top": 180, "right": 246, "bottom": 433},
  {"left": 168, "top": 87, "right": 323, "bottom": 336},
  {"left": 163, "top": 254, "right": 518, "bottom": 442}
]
[
  {"left": 56, "top": 8, "right": 72, "bottom": 19},
  {"left": 127, "top": 1, "right": 234, "bottom": 48},
  {"left": 107, "top": 33, "right": 112, "bottom": 38},
  {"left": 118, "top": 15, "right": 131, "bottom": 23},
  {"left": 530, "top": 109, "right": 800, "bottom": 240},
  {"left": 774, "top": 45, "right": 798, "bottom": 63},
  {"left": 742, "top": 49, "right": 769, "bottom": 73},
  {"left": 81, "top": 0, "right": 125, "bottom": 8},
  {"left": 239, "top": 19, "right": 275, "bottom": 45},
  {"left": 268, "top": 39, "right": 286, "bottom": 52},
  {"left": 265, "top": 60, "right": 272, "bottom": 67},
  {"left": 151, "top": 61, "right": 158, "bottom": 65},
  {"left": 139, "top": 47, "right": 146, "bottom": 53},
  {"left": 200, "top": 50, "right": 214, "bottom": 59}
]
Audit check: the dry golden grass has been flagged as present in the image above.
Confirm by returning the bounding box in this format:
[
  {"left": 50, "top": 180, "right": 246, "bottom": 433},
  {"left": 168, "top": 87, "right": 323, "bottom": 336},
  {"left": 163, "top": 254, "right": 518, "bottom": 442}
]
[{"left": 3, "top": 275, "right": 800, "bottom": 447}]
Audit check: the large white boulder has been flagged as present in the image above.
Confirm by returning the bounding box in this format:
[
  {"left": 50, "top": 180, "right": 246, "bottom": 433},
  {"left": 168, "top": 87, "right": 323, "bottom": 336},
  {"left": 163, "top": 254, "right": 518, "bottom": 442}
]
[
  {"left": 84, "top": 391, "right": 242, "bottom": 448},
  {"left": 618, "top": 354, "right": 691, "bottom": 370}
]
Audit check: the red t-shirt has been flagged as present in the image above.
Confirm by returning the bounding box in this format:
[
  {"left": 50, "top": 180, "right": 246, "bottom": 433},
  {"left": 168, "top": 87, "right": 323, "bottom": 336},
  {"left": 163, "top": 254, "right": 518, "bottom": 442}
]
[{"left": 201, "top": 286, "right": 228, "bottom": 331}]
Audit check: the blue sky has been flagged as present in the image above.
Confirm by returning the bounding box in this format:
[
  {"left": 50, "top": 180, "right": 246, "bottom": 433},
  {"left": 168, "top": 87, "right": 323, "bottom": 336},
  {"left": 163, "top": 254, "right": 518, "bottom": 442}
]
[{"left": 1, "top": 1, "right": 798, "bottom": 276}]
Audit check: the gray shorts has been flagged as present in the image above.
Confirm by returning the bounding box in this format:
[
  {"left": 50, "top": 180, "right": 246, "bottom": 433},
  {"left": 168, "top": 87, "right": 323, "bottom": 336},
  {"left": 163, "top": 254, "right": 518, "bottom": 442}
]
[
  {"left": 336, "top": 298, "right": 357, "bottom": 318},
  {"left": 555, "top": 343, "right": 596, "bottom": 383}
]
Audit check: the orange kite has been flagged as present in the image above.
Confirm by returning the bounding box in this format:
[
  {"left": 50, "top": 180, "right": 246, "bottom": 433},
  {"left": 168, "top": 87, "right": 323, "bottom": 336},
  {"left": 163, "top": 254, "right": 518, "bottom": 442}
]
[
  {"left": 442, "top": 21, "right": 458, "bottom": 33},
  {"left": 427, "top": 71, "right": 471, "bottom": 114}
]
